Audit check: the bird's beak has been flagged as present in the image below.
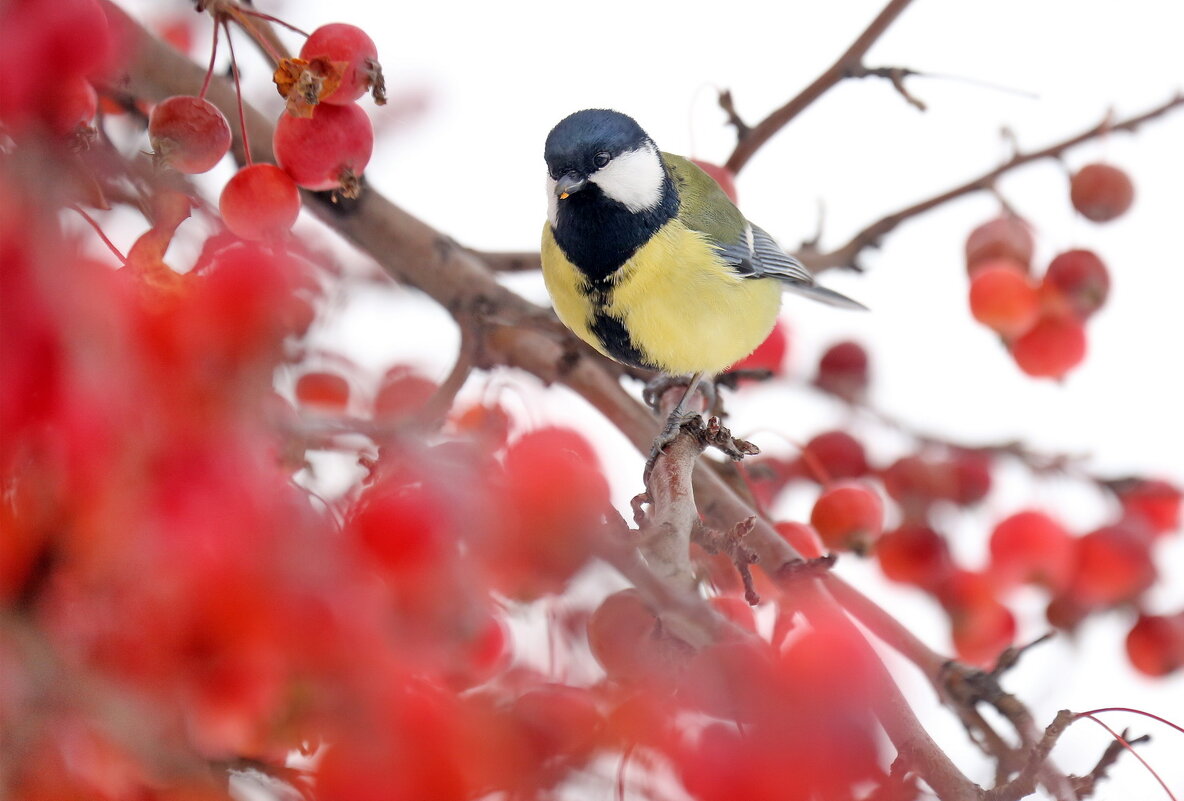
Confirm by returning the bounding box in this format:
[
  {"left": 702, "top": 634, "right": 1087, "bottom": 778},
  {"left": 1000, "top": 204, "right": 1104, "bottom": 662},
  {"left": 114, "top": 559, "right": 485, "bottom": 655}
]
[{"left": 555, "top": 173, "right": 587, "bottom": 200}]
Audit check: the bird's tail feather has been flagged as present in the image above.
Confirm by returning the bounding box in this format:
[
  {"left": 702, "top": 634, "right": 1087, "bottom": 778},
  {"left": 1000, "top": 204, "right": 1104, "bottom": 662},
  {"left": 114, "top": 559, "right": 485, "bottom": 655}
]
[{"left": 785, "top": 281, "right": 868, "bottom": 311}]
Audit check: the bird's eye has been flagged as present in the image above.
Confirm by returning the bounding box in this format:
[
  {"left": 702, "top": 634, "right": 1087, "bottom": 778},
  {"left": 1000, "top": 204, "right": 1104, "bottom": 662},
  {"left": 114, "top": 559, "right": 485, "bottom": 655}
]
[{"left": 593, "top": 151, "right": 611, "bottom": 168}]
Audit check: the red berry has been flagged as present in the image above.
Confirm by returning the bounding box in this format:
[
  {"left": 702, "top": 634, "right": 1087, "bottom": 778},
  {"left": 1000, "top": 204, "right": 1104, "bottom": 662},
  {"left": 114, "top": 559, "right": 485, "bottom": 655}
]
[
  {"left": 709, "top": 595, "right": 758, "bottom": 633},
  {"left": 1069, "top": 524, "right": 1156, "bottom": 608},
  {"left": 374, "top": 366, "right": 438, "bottom": 420},
  {"left": 295, "top": 371, "right": 351, "bottom": 412},
  {"left": 691, "top": 160, "right": 738, "bottom": 203},
  {"left": 46, "top": 74, "right": 97, "bottom": 135},
  {"left": 876, "top": 524, "right": 952, "bottom": 590},
  {"left": 965, "top": 216, "right": 1034, "bottom": 273},
  {"left": 951, "top": 597, "right": 1016, "bottom": 668},
  {"left": 587, "top": 589, "right": 662, "bottom": 683},
  {"left": 988, "top": 511, "right": 1074, "bottom": 592},
  {"left": 219, "top": 164, "right": 302, "bottom": 241},
  {"left": 1124, "top": 613, "right": 1184, "bottom": 677},
  {"left": 810, "top": 481, "right": 884, "bottom": 554},
  {"left": 148, "top": 95, "right": 232, "bottom": 174},
  {"left": 1042, "top": 249, "right": 1110, "bottom": 319},
  {"left": 511, "top": 684, "right": 603, "bottom": 762},
  {"left": 299, "top": 23, "right": 380, "bottom": 105},
  {"left": 733, "top": 319, "right": 788, "bottom": 374},
  {"left": 800, "top": 430, "right": 869, "bottom": 482},
  {"left": 947, "top": 450, "right": 992, "bottom": 506},
  {"left": 939, "top": 570, "right": 1016, "bottom": 668},
  {"left": 814, "top": 341, "right": 869, "bottom": 402},
  {"left": 969, "top": 263, "right": 1040, "bottom": 339},
  {"left": 1070, "top": 163, "right": 1134, "bottom": 222},
  {"left": 1010, "top": 313, "right": 1086, "bottom": 379},
  {"left": 1118, "top": 479, "right": 1182, "bottom": 536},
  {"left": 880, "top": 454, "right": 941, "bottom": 517},
  {"left": 274, "top": 101, "right": 373, "bottom": 194},
  {"left": 774, "top": 522, "right": 825, "bottom": 559},
  {"left": 488, "top": 428, "right": 608, "bottom": 598}
]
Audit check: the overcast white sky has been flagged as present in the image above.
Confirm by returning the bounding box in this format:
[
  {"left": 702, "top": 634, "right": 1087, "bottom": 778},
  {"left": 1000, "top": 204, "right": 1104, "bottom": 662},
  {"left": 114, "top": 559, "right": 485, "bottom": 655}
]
[{"left": 115, "top": 1, "right": 1184, "bottom": 796}]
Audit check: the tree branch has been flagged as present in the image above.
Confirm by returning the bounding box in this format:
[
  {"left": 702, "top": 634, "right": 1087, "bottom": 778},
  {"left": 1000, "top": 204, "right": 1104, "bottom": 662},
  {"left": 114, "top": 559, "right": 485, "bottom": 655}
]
[
  {"left": 724, "top": 0, "right": 917, "bottom": 174},
  {"left": 805, "top": 92, "right": 1184, "bottom": 272}
]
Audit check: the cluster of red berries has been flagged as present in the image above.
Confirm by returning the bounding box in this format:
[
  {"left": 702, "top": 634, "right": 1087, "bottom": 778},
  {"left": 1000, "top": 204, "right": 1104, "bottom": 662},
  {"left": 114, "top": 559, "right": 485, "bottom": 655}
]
[
  {"left": 965, "top": 162, "right": 1132, "bottom": 379},
  {"left": 743, "top": 339, "right": 1181, "bottom": 670},
  {"left": 143, "top": 21, "right": 381, "bottom": 243}
]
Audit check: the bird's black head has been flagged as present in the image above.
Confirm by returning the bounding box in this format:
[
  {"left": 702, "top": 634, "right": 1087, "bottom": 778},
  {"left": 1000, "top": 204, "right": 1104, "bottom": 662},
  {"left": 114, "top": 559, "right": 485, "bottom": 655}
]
[
  {"left": 544, "top": 109, "right": 651, "bottom": 181},
  {"left": 543, "top": 110, "right": 679, "bottom": 281}
]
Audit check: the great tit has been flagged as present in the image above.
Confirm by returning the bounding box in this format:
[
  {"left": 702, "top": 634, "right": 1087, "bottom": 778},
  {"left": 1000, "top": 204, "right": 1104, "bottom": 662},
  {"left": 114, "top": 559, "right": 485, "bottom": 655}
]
[{"left": 541, "top": 108, "right": 863, "bottom": 387}]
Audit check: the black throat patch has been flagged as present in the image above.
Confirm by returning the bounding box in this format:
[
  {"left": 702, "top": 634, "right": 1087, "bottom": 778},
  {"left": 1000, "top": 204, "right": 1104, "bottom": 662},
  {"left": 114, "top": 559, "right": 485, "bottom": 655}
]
[
  {"left": 550, "top": 171, "right": 679, "bottom": 284},
  {"left": 551, "top": 171, "right": 677, "bottom": 371}
]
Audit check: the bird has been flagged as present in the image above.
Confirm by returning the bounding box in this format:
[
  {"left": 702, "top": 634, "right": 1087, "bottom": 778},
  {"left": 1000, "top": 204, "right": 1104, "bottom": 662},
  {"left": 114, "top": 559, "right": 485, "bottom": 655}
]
[{"left": 540, "top": 108, "right": 864, "bottom": 456}]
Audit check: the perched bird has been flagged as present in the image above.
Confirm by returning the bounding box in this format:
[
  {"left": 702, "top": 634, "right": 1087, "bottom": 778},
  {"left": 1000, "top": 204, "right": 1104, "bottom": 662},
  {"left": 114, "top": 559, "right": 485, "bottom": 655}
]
[{"left": 540, "top": 109, "right": 863, "bottom": 443}]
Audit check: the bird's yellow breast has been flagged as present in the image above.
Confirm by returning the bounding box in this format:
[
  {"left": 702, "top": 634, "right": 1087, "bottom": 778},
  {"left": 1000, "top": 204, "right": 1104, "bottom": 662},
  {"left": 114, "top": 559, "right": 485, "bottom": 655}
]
[{"left": 541, "top": 219, "right": 782, "bottom": 376}]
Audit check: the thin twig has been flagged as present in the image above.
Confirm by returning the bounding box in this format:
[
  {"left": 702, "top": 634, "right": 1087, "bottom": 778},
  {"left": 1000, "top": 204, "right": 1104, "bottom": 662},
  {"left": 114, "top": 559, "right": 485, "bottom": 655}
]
[
  {"left": 806, "top": 93, "right": 1184, "bottom": 272},
  {"left": 69, "top": 205, "right": 126, "bottom": 264},
  {"left": 725, "top": 0, "right": 917, "bottom": 173}
]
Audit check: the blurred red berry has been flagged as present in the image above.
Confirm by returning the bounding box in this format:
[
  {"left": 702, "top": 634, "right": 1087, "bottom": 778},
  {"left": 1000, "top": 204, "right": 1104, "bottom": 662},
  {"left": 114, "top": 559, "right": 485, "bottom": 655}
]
[
  {"left": 1117, "top": 479, "right": 1181, "bottom": 536},
  {"left": 733, "top": 319, "right": 788, "bottom": 374},
  {"left": 1042, "top": 249, "right": 1110, "bottom": 320},
  {"left": 374, "top": 366, "right": 437, "bottom": 420},
  {"left": 295, "top": 371, "right": 351, "bottom": 412},
  {"left": 1124, "top": 613, "right": 1184, "bottom": 677},
  {"left": 800, "top": 430, "right": 869, "bottom": 483},
  {"left": 1069, "top": 524, "right": 1156, "bottom": 607},
  {"left": 1071, "top": 163, "right": 1134, "bottom": 222},
  {"left": 1010, "top": 313, "right": 1086, "bottom": 379},
  {"left": 876, "top": 524, "right": 952, "bottom": 590},
  {"left": 988, "top": 510, "right": 1074, "bottom": 592},
  {"left": 810, "top": 481, "right": 884, "bottom": 553},
  {"left": 969, "top": 262, "right": 1040, "bottom": 339},
  {"left": 965, "top": 215, "right": 1034, "bottom": 274},
  {"left": 773, "top": 521, "right": 825, "bottom": 559},
  {"left": 814, "top": 341, "right": 869, "bottom": 402},
  {"left": 691, "top": 160, "right": 739, "bottom": 203}
]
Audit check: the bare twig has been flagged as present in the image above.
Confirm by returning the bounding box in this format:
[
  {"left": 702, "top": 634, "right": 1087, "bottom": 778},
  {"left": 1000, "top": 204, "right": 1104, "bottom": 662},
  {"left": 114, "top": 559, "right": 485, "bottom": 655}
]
[
  {"left": 725, "top": 0, "right": 916, "bottom": 173},
  {"left": 1070, "top": 731, "right": 1151, "bottom": 799},
  {"left": 804, "top": 92, "right": 1184, "bottom": 273}
]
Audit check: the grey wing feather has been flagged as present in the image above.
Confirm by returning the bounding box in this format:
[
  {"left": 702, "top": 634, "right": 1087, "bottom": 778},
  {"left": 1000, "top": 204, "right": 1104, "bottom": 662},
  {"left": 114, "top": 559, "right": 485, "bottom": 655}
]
[{"left": 718, "top": 223, "right": 867, "bottom": 310}]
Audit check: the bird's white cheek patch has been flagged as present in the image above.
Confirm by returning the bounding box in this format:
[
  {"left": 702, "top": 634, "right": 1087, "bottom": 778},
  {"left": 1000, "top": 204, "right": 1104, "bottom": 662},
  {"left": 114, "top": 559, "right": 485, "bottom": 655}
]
[
  {"left": 545, "top": 176, "right": 559, "bottom": 226},
  {"left": 590, "top": 144, "right": 664, "bottom": 212}
]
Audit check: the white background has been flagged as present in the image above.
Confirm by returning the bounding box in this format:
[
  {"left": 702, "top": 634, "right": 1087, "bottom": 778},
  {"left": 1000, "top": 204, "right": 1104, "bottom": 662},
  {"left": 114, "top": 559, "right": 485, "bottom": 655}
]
[{"left": 113, "top": 1, "right": 1184, "bottom": 797}]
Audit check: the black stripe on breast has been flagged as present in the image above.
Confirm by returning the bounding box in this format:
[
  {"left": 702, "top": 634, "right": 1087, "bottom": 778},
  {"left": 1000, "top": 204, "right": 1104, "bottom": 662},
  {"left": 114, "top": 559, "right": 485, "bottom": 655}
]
[{"left": 589, "top": 311, "right": 654, "bottom": 370}]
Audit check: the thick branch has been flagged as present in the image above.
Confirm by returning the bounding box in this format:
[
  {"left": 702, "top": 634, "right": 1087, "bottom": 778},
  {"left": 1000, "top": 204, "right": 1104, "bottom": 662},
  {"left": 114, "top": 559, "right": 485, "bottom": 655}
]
[{"left": 724, "top": 0, "right": 916, "bottom": 173}]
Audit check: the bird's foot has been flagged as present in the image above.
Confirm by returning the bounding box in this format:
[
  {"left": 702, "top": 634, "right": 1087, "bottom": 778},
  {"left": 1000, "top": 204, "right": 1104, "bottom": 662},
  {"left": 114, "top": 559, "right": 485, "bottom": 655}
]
[
  {"left": 643, "top": 408, "right": 704, "bottom": 485},
  {"left": 642, "top": 374, "right": 715, "bottom": 414}
]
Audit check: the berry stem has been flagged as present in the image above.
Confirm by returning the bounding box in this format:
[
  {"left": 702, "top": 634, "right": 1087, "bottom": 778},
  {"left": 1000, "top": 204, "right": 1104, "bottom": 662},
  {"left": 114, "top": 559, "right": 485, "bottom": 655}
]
[
  {"left": 223, "top": 7, "right": 286, "bottom": 64},
  {"left": 223, "top": 19, "right": 252, "bottom": 167},
  {"left": 236, "top": 7, "right": 310, "bottom": 38},
  {"left": 1078, "top": 707, "right": 1184, "bottom": 737},
  {"left": 198, "top": 16, "right": 219, "bottom": 100},
  {"left": 70, "top": 205, "right": 126, "bottom": 264}
]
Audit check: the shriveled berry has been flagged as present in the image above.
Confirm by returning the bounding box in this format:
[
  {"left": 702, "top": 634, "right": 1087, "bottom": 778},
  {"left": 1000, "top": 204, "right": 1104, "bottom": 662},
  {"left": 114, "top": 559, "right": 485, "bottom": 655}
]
[{"left": 149, "top": 95, "right": 232, "bottom": 174}]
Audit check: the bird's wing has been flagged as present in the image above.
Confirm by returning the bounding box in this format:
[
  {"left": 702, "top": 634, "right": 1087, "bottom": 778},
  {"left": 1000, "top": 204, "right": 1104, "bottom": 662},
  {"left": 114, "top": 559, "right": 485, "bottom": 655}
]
[{"left": 663, "top": 154, "right": 866, "bottom": 309}]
